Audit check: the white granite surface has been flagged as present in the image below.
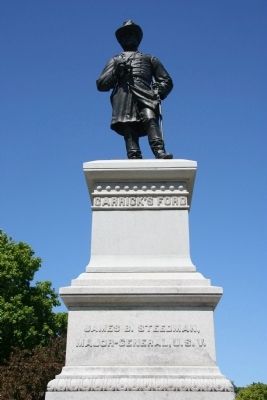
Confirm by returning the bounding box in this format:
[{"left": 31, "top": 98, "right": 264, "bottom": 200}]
[{"left": 45, "top": 160, "right": 234, "bottom": 399}]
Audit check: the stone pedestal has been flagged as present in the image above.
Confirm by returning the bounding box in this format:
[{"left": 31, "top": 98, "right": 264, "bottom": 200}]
[{"left": 45, "top": 160, "right": 235, "bottom": 399}]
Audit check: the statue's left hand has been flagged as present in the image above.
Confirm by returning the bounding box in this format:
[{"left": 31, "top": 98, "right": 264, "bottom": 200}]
[{"left": 152, "top": 82, "right": 161, "bottom": 100}]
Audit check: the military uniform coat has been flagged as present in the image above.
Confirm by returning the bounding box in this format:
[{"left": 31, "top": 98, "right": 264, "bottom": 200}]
[{"left": 96, "top": 51, "right": 173, "bottom": 136}]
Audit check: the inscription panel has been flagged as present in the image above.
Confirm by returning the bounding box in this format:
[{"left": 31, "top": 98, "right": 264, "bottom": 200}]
[
  {"left": 93, "top": 195, "right": 188, "bottom": 209},
  {"left": 91, "top": 182, "right": 189, "bottom": 210},
  {"left": 76, "top": 323, "right": 205, "bottom": 349},
  {"left": 66, "top": 310, "right": 215, "bottom": 367}
]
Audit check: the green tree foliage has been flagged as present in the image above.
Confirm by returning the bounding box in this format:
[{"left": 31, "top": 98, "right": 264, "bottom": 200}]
[
  {"left": 236, "top": 383, "right": 267, "bottom": 400},
  {"left": 0, "top": 230, "right": 67, "bottom": 362},
  {"left": 0, "top": 335, "right": 66, "bottom": 400}
]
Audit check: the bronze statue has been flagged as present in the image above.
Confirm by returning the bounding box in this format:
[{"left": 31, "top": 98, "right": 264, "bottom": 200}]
[{"left": 97, "top": 20, "right": 173, "bottom": 159}]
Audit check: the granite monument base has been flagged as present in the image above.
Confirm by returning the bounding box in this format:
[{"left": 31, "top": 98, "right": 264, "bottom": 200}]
[{"left": 46, "top": 160, "right": 234, "bottom": 399}]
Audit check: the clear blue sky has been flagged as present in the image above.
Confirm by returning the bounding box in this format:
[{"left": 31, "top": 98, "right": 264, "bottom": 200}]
[{"left": 1, "top": 0, "right": 266, "bottom": 388}]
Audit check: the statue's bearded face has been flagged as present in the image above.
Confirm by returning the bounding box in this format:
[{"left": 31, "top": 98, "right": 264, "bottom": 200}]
[{"left": 120, "top": 31, "right": 140, "bottom": 51}]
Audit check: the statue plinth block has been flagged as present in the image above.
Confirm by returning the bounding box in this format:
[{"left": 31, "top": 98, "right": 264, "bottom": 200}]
[{"left": 45, "top": 160, "right": 235, "bottom": 399}]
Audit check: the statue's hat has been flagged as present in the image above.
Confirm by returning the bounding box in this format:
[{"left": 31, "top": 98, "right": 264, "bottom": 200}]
[{"left": 115, "top": 20, "right": 143, "bottom": 45}]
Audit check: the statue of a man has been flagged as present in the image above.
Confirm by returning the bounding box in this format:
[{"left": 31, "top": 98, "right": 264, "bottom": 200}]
[{"left": 97, "top": 20, "right": 173, "bottom": 159}]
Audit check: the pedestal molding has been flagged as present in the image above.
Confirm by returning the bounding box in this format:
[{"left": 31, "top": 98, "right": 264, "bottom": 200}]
[{"left": 47, "top": 377, "right": 234, "bottom": 392}]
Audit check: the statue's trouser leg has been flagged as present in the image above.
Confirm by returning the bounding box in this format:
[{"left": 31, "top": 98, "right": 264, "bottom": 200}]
[
  {"left": 144, "top": 118, "right": 173, "bottom": 159},
  {"left": 124, "top": 131, "right": 143, "bottom": 159}
]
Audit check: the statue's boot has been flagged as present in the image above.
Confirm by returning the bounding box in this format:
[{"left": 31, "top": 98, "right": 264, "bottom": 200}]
[
  {"left": 147, "top": 119, "right": 173, "bottom": 159},
  {"left": 124, "top": 132, "right": 143, "bottom": 159},
  {"left": 150, "top": 140, "right": 173, "bottom": 159},
  {"left": 128, "top": 150, "right": 143, "bottom": 159}
]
